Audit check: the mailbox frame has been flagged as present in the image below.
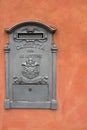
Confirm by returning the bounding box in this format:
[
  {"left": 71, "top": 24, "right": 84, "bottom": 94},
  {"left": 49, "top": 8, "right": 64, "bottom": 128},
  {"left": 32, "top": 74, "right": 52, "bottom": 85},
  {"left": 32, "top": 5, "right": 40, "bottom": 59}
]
[{"left": 4, "top": 21, "right": 58, "bottom": 109}]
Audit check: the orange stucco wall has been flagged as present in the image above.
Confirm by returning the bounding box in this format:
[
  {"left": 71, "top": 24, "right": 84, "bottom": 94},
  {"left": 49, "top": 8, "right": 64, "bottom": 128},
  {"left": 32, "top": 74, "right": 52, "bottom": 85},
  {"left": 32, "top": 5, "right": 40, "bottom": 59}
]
[{"left": 0, "top": 0, "right": 87, "bottom": 130}]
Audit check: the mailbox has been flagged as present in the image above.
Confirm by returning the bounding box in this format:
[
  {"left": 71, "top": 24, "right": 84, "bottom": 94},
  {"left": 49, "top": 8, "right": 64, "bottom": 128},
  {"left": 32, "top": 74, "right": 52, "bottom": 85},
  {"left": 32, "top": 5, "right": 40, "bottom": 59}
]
[{"left": 4, "top": 21, "right": 58, "bottom": 109}]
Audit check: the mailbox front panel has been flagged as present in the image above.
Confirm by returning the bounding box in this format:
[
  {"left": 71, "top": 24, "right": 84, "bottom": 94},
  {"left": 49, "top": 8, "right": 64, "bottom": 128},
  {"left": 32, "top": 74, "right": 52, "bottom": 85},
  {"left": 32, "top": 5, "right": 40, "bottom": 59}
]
[{"left": 4, "top": 21, "right": 58, "bottom": 109}]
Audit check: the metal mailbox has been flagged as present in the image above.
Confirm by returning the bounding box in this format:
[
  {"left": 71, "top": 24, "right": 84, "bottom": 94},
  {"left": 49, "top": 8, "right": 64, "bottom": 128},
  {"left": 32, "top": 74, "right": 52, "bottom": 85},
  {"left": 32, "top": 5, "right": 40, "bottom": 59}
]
[{"left": 4, "top": 21, "right": 58, "bottom": 109}]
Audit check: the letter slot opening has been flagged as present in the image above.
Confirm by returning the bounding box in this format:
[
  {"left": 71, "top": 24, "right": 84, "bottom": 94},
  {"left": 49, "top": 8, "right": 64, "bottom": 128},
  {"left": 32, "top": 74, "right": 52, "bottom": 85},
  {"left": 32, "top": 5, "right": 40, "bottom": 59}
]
[{"left": 17, "top": 33, "right": 44, "bottom": 39}]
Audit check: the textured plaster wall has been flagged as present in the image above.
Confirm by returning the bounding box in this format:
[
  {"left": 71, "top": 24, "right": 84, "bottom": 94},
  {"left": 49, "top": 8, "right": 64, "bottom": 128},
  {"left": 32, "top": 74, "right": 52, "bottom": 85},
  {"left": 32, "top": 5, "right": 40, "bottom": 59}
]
[{"left": 0, "top": 0, "right": 87, "bottom": 130}]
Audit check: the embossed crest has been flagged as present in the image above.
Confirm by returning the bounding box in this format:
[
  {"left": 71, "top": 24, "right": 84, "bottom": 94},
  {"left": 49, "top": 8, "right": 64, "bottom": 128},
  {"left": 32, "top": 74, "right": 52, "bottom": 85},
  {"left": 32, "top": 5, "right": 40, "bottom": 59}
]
[{"left": 21, "top": 58, "right": 40, "bottom": 79}]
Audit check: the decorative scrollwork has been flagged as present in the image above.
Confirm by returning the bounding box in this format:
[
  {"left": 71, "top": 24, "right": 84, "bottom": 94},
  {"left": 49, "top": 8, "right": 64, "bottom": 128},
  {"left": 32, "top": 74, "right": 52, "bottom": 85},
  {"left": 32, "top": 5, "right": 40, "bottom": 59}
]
[{"left": 13, "top": 75, "right": 48, "bottom": 85}]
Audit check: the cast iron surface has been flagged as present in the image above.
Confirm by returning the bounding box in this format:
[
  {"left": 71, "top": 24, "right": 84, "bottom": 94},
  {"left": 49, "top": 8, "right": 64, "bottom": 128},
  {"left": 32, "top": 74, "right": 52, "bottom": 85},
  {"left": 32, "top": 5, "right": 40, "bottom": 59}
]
[{"left": 4, "top": 20, "right": 58, "bottom": 109}]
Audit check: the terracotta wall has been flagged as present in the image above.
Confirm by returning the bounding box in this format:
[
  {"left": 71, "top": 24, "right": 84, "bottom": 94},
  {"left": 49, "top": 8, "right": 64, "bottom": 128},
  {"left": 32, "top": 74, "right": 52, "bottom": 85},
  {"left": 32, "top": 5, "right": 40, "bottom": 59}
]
[{"left": 0, "top": 0, "right": 87, "bottom": 130}]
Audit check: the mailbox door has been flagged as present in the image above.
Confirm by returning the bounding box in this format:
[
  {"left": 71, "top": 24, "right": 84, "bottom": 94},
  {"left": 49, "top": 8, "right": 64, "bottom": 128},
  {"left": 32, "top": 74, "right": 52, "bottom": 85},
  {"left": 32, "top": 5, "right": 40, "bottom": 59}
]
[{"left": 4, "top": 21, "right": 57, "bottom": 109}]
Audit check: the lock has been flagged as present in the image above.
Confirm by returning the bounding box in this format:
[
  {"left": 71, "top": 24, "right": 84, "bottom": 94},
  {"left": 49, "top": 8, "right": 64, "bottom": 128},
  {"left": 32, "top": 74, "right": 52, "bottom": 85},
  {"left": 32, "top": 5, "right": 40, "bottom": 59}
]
[{"left": 28, "top": 88, "right": 32, "bottom": 92}]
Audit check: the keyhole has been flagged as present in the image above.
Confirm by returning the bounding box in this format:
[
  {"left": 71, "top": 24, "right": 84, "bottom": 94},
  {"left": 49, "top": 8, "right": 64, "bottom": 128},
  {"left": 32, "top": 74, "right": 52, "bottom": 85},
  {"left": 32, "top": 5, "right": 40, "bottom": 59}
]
[{"left": 28, "top": 88, "right": 32, "bottom": 92}]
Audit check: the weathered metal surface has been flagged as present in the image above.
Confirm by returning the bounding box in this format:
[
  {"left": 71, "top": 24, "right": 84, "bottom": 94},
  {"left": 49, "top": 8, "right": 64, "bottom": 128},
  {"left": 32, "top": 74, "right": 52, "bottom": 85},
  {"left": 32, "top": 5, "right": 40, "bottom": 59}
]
[{"left": 4, "top": 21, "right": 58, "bottom": 109}]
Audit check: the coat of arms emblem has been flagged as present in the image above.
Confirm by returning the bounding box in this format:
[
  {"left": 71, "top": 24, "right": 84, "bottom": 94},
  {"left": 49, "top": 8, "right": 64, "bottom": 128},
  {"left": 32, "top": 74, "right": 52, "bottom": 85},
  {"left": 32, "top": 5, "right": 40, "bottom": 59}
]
[{"left": 21, "top": 58, "right": 40, "bottom": 79}]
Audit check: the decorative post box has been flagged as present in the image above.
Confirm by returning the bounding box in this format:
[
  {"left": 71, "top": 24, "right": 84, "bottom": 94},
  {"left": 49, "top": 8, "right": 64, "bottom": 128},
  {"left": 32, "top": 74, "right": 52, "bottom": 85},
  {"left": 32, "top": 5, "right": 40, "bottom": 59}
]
[{"left": 4, "top": 21, "right": 58, "bottom": 109}]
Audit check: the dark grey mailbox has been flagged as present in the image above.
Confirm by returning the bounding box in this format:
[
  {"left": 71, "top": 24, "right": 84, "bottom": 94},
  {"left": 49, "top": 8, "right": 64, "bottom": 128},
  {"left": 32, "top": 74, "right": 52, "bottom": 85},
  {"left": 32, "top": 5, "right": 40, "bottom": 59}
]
[{"left": 4, "top": 21, "right": 58, "bottom": 109}]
